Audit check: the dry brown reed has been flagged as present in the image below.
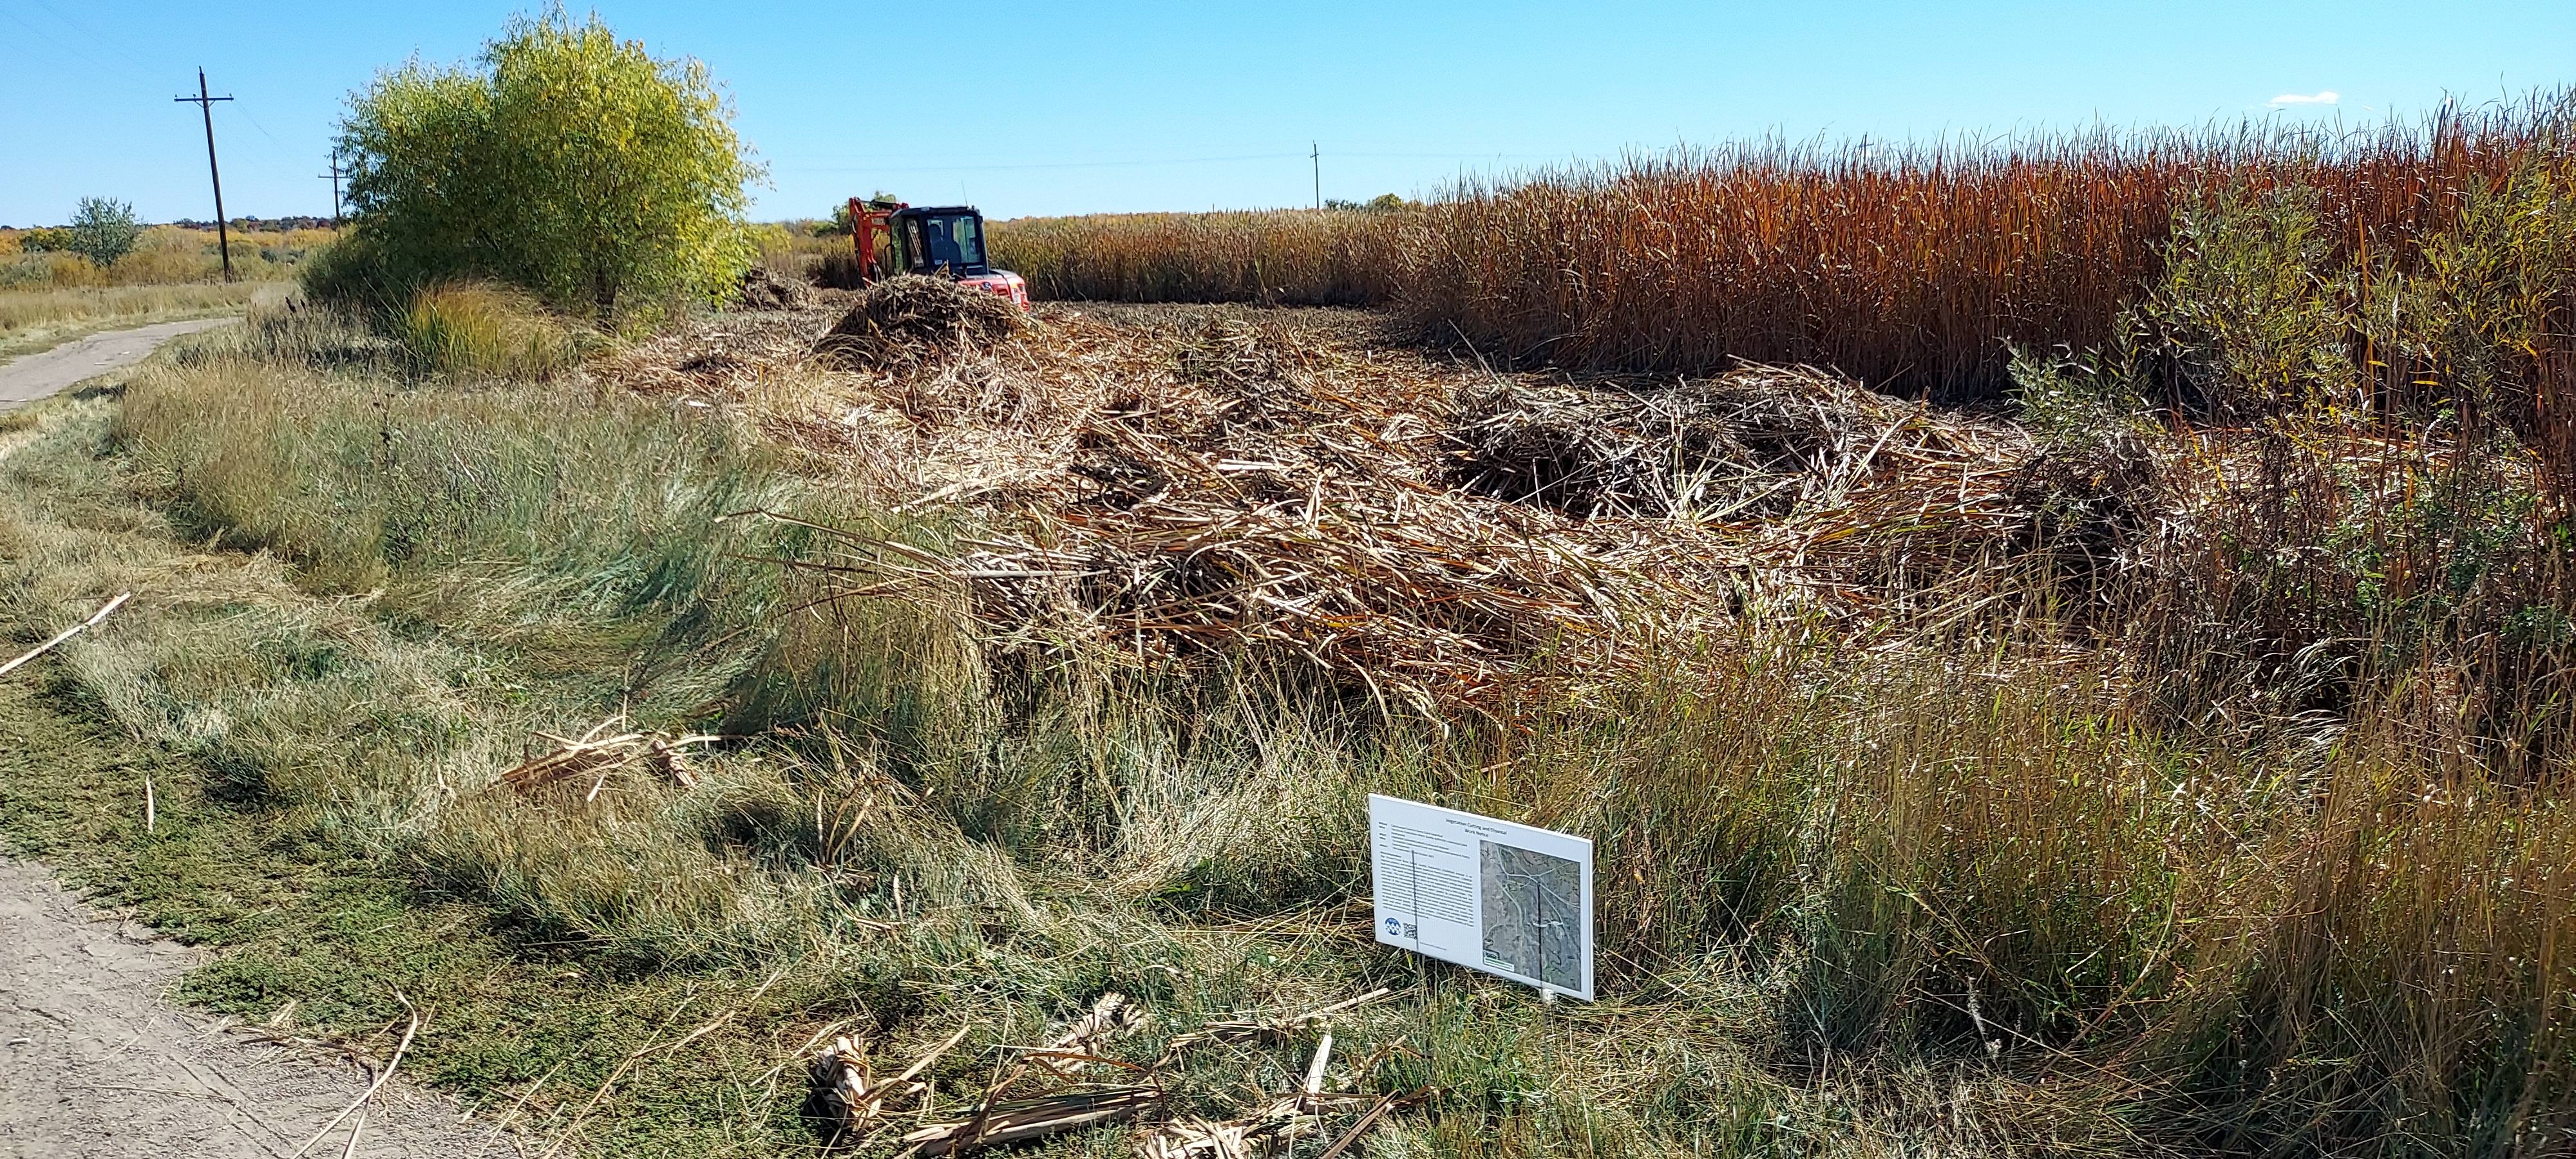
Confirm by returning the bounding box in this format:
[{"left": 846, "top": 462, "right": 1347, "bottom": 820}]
[
  {"left": 996, "top": 95, "right": 2576, "bottom": 419},
  {"left": 992, "top": 211, "right": 1399, "bottom": 306},
  {"left": 607, "top": 292, "right": 2571, "bottom": 760}
]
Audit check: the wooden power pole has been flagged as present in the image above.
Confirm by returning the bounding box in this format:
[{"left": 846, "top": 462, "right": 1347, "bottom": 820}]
[
  {"left": 317, "top": 154, "right": 345, "bottom": 225},
  {"left": 1311, "top": 142, "right": 1320, "bottom": 211},
  {"left": 174, "top": 68, "right": 234, "bottom": 282}
]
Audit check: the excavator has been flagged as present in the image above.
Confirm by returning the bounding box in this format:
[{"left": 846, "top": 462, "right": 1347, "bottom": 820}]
[{"left": 845, "top": 198, "right": 1031, "bottom": 310}]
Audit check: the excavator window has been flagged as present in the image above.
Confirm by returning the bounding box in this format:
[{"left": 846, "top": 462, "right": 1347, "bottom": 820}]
[{"left": 920, "top": 214, "right": 985, "bottom": 272}]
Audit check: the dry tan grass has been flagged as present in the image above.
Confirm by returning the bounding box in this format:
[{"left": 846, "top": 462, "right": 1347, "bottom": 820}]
[
  {"left": 0, "top": 225, "right": 336, "bottom": 290},
  {"left": 0, "top": 282, "right": 281, "bottom": 358}
]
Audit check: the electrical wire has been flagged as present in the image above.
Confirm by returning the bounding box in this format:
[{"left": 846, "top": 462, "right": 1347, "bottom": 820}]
[
  {"left": 28, "top": 0, "right": 160, "bottom": 79},
  {"left": 784, "top": 148, "right": 1578, "bottom": 175},
  {"left": 784, "top": 151, "right": 1308, "bottom": 174},
  {"left": 1, "top": 8, "right": 129, "bottom": 85}
]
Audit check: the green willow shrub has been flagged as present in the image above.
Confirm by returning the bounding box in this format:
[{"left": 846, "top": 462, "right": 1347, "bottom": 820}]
[
  {"left": 67, "top": 198, "right": 142, "bottom": 268},
  {"left": 329, "top": 11, "right": 761, "bottom": 326}
]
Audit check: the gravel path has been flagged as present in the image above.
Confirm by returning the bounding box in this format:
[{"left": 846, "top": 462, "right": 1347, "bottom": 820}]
[
  {"left": 0, "top": 857, "right": 489, "bottom": 1158},
  {"left": 0, "top": 319, "right": 236, "bottom": 410}
]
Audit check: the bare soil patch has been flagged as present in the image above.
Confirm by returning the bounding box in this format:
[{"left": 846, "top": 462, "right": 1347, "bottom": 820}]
[{"left": 0, "top": 855, "right": 482, "bottom": 1158}]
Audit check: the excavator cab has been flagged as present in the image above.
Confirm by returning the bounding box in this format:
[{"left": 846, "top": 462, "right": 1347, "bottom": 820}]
[{"left": 848, "top": 198, "right": 1031, "bottom": 310}]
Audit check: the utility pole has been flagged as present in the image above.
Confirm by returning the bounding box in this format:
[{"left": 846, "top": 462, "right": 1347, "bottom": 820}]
[
  {"left": 1311, "top": 142, "right": 1321, "bottom": 211},
  {"left": 174, "top": 68, "right": 234, "bottom": 282},
  {"left": 317, "top": 153, "right": 344, "bottom": 225}
]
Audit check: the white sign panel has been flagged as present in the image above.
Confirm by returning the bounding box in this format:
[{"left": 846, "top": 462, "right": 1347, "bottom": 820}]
[{"left": 1368, "top": 794, "right": 1594, "bottom": 1000}]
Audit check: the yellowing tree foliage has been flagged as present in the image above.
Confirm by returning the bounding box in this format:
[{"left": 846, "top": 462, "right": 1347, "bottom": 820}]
[{"left": 331, "top": 12, "right": 760, "bottom": 323}]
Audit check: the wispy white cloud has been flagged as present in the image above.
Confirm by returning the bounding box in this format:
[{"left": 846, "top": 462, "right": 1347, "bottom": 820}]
[{"left": 2268, "top": 90, "right": 2339, "bottom": 107}]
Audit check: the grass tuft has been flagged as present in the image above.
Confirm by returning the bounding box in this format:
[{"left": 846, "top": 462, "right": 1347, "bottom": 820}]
[{"left": 393, "top": 282, "right": 582, "bottom": 379}]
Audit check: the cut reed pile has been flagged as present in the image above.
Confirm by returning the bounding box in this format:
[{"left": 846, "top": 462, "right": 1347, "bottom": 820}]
[
  {"left": 732, "top": 265, "right": 812, "bottom": 310},
  {"left": 600, "top": 303, "right": 2129, "bottom": 710},
  {"left": 815, "top": 274, "right": 1026, "bottom": 370}
]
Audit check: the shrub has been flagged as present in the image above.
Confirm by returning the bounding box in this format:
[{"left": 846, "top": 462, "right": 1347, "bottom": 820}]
[
  {"left": 1010, "top": 92, "right": 2576, "bottom": 422},
  {"left": 0, "top": 252, "right": 100, "bottom": 289},
  {"left": 298, "top": 233, "right": 401, "bottom": 314},
  {"left": 393, "top": 282, "right": 578, "bottom": 379},
  {"left": 66, "top": 197, "right": 142, "bottom": 268},
  {"left": 15, "top": 227, "right": 74, "bottom": 254},
  {"left": 106, "top": 227, "right": 223, "bottom": 285},
  {"left": 330, "top": 11, "right": 761, "bottom": 325}
]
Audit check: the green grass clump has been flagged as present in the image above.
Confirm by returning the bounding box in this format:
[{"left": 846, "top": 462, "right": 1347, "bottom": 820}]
[{"left": 392, "top": 282, "right": 581, "bottom": 379}]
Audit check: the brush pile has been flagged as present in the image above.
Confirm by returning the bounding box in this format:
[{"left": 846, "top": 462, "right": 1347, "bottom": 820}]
[
  {"left": 1449, "top": 368, "right": 2025, "bottom": 520},
  {"left": 735, "top": 265, "right": 814, "bottom": 310},
  {"left": 607, "top": 302, "right": 2152, "bottom": 708},
  {"left": 817, "top": 274, "right": 1027, "bottom": 368}
]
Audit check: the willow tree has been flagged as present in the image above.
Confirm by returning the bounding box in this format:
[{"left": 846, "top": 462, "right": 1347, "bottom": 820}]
[{"left": 332, "top": 12, "right": 761, "bottom": 323}]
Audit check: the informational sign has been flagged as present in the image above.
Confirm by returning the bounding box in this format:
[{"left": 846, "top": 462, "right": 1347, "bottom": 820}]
[{"left": 1368, "top": 794, "right": 1594, "bottom": 1001}]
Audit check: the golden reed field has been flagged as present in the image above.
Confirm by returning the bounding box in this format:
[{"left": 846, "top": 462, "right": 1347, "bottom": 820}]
[{"left": 994, "top": 94, "right": 2576, "bottom": 420}]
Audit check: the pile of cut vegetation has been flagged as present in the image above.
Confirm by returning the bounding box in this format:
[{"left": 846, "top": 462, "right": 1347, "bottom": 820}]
[
  {"left": 1449, "top": 367, "right": 2027, "bottom": 520},
  {"left": 607, "top": 303, "right": 2156, "bottom": 710},
  {"left": 815, "top": 274, "right": 1025, "bottom": 368},
  {"left": 733, "top": 264, "right": 812, "bottom": 310}
]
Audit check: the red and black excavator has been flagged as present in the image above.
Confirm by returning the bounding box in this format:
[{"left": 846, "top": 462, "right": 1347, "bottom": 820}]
[{"left": 845, "top": 198, "right": 1031, "bottom": 310}]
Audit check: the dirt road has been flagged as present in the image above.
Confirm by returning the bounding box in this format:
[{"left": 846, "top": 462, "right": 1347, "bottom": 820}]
[
  {"left": 0, "top": 856, "right": 489, "bottom": 1158},
  {"left": 0, "top": 319, "right": 235, "bottom": 410}
]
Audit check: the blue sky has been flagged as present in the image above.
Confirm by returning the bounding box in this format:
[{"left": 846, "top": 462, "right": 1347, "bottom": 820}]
[{"left": 3, "top": 1, "right": 2570, "bottom": 226}]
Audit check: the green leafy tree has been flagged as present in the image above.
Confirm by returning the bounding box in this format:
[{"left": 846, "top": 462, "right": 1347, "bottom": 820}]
[
  {"left": 66, "top": 198, "right": 142, "bottom": 267},
  {"left": 333, "top": 11, "right": 761, "bottom": 323}
]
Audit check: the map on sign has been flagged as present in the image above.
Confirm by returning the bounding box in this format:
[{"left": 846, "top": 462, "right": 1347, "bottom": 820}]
[{"left": 1368, "top": 794, "right": 1594, "bottom": 1000}]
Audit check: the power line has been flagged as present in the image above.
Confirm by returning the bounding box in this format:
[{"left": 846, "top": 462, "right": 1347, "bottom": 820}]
[
  {"left": 30, "top": 0, "right": 158, "bottom": 79},
  {"left": 784, "top": 151, "right": 1307, "bottom": 174},
  {"left": 0, "top": 8, "right": 127, "bottom": 86},
  {"left": 175, "top": 68, "right": 235, "bottom": 282},
  {"left": 779, "top": 149, "right": 1580, "bottom": 179}
]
